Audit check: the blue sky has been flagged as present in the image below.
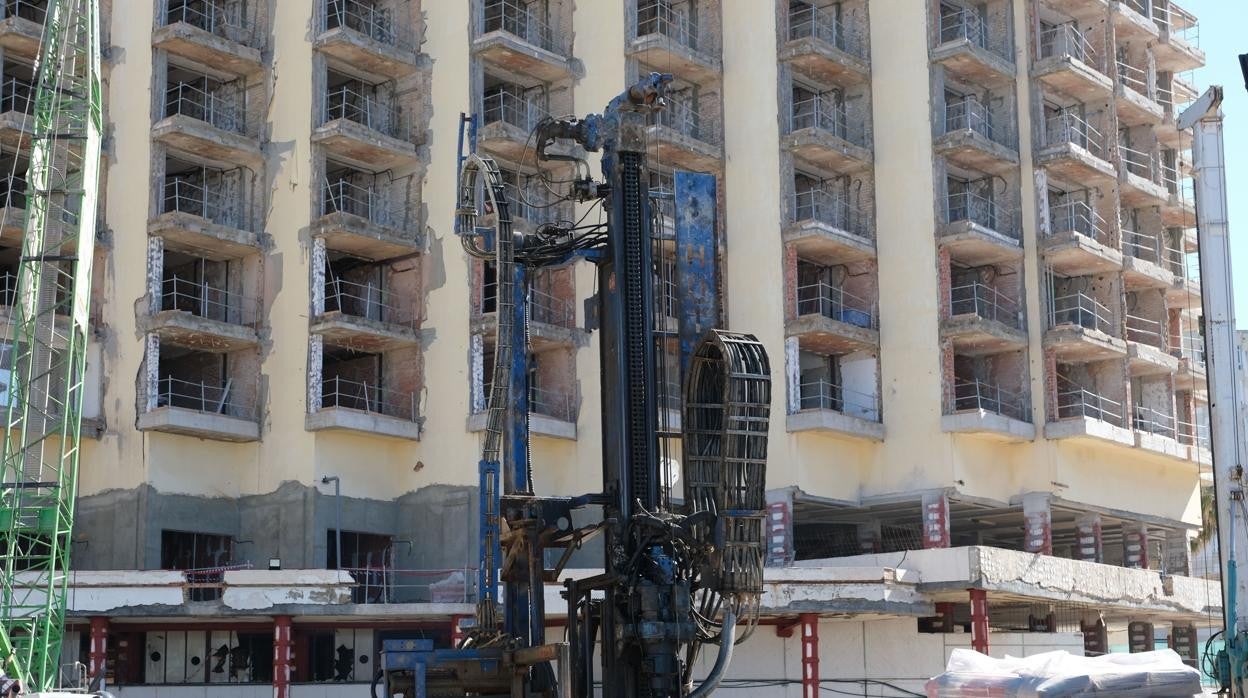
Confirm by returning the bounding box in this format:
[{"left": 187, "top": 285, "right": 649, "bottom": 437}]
[{"left": 1182, "top": 1, "right": 1246, "bottom": 327}]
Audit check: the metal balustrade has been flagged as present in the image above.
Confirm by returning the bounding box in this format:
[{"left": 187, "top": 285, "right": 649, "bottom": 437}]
[
  {"left": 652, "top": 98, "right": 720, "bottom": 145},
  {"left": 1049, "top": 292, "right": 1115, "bottom": 335},
  {"left": 787, "top": 3, "right": 867, "bottom": 60},
  {"left": 1044, "top": 111, "right": 1107, "bottom": 159},
  {"left": 1133, "top": 404, "right": 1177, "bottom": 439},
  {"left": 797, "top": 378, "right": 880, "bottom": 421},
  {"left": 1121, "top": 0, "right": 1149, "bottom": 16},
  {"left": 529, "top": 286, "right": 574, "bottom": 328},
  {"left": 0, "top": 173, "right": 25, "bottom": 209},
  {"left": 0, "top": 271, "right": 15, "bottom": 306},
  {"left": 1056, "top": 384, "right": 1124, "bottom": 425},
  {"left": 1121, "top": 228, "right": 1165, "bottom": 263},
  {"left": 320, "top": 375, "right": 418, "bottom": 422},
  {"left": 322, "top": 0, "right": 415, "bottom": 50},
  {"left": 789, "top": 94, "right": 867, "bottom": 148},
  {"left": 165, "top": 81, "right": 246, "bottom": 134},
  {"left": 1176, "top": 419, "right": 1210, "bottom": 450},
  {"left": 792, "top": 188, "right": 873, "bottom": 240},
  {"left": 938, "top": 5, "right": 1010, "bottom": 62},
  {"left": 636, "top": 0, "right": 704, "bottom": 53},
  {"left": 480, "top": 0, "right": 568, "bottom": 55},
  {"left": 0, "top": 76, "right": 31, "bottom": 116},
  {"left": 944, "top": 97, "right": 1011, "bottom": 147},
  {"left": 1176, "top": 334, "right": 1205, "bottom": 367},
  {"left": 952, "top": 379, "right": 1029, "bottom": 422},
  {"left": 530, "top": 385, "right": 575, "bottom": 422},
  {"left": 949, "top": 282, "right": 1021, "bottom": 328},
  {"left": 163, "top": 0, "right": 260, "bottom": 48},
  {"left": 161, "top": 276, "right": 260, "bottom": 327},
  {"left": 795, "top": 280, "right": 876, "bottom": 329},
  {"left": 482, "top": 88, "right": 546, "bottom": 133},
  {"left": 323, "top": 277, "right": 415, "bottom": 328},
  {"left": 342, "top": 567, "right": 477, "bottom": 604},
  {"left": 1125, "top": 313, "right": 1165, "bottom": 349},
  {"left": 153, "top": 376, "right": 255, "bottom": 419},
  {"left": 1038, "top": 23, "right": 1101, "bottom": 70},
  {"left": 163, "top": 176, "right": 247, "bottom": 230},
  {"left": 1116, "top": 59, "right": 1157, "bottom": 102},
  {"left": 1153, "top": 2, "right": 1199, "bottom": 48},
  {"left": 1119, "top": 143, "right": 1160, "bottom": 184},
  {"left": 944, "top": 191, "right": 1018, "bottom": 239},
  {"left": 323, "top": 84, "right": 405, "bottom": 140},
  {"left": 3, "top": 0, "right": 45, "bottom": 23},
  {"left": 1048, "top": 200, "right": 1110, "bottom": 242},
  {"left": 322, "top": 178, "right": 411, "bottom": 232}
]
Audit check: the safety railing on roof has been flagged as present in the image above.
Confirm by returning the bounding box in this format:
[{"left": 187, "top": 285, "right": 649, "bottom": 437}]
[
  {"left": 162, "top": 176, "right": 248, "bottom": 230},
  {"left": 1048, "top": 200, "right": 1109, "bottom": 242},
  {"left": 322, "top": 84, "right": 406, "bottom": 140},
  {"left": 944, "top": 97, "right": 1014, "bottom": 149},
  {"left": 795, "top": 280, "right": 876, "bottom": 329},
  {"left": 320, "top": 375, "right": 419, "bottom": 422},
  {"left": 949, "top": 282, "right": 1021, "bottom": 328},
  {"left": 342, "top": 567, "right": 477, "bottom": 604},
  {"left": 651, "top": 97, "right": 721, "bottom": 145},
  {"left": 322, "top": 178, "right": 412, "bottom": 232},
  {"left": 792, "top": 188, "right": 874, "bottom": 241},
  {"left": 482, "top": 88, "right": 547, "bottom": 133},
  {"left": 0, "top": 75, "right": 31, "bottom": 116},
  {"left": 321, "top": 0, "right": 416, "bottom": 51},
  {"left": 1116, "top": 59, "right": 1157, "bottom": 101},
  {"left": 529, "top": 286, "right": 574, "bottom": 328},
  {"left": 938, "top": 5, "right": 1011, "bottom": 63},
  {"left": 479, "top": 0, "right": 568, "bottom": 56},
  {"left": 1133, "top": 404, "right": 1177, "bottom": 439},
  {"left": 1056, "top": 384, "right": 1124, "bottom": 426},
  {"left": 952, "top": 379, "right": 1029, "bottom": 422},
  {"left": 323, "top": 277, "right": 416, "bottom": 329},
  {"left": 945, "top": 191, "right": 1018, "bottom": 239},
  {"left": 1038, "top": 23, "right": 1102, "bottom": 72},
  {"left": 797, "top": 377, "right": 880, "bottom": 422},
  {"left": 163, "top": 0, "right": 260, "bottom": 49},
  {"left": 789, "top": 94, "right": 868, "bottom": 148},
  {"left": 1125, "top": 313, "right": 1165, "bottom": 349},
  {"left": 165, "top": 81, "right": 246, "bottom": 135},
  {"left": 1050, "top": 292, "right": 1115, "bottom": 335},
  {"left": 1044, "top": 111, "right": 1107, "bottom": 159},
  {"left": 152, "top": 376, "right": 256, "bottom": 419},
  {"left": 786, "top": 3, "right": 867, "bottom": 60},
  {"left": 636, "top": 0, "right": 706, "bottom": 54},
  {"left": 1118, "top": 143, "right": 1160, "bottom": 183},
  {"left": 161, "top": 276, "right": 261, "bottom": 327},
  {"left": 530, "top": 385, "right": 576, "bottom": 422}
]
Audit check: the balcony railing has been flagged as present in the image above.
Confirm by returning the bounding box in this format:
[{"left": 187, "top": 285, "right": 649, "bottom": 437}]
[
  {"left": 1116, "top": 59, "right": 1157, "bottom": 102},
  {"left": 324, "top": 277, "right": 416, "bottom": 329},
  {"left": 795, "top": 280, "right": 876, "bottom": 329},
  {"left": 1038, "top": 23, "right": 1102, "bottom": 72},
  {"left": 944, "top": 97, "right": 1013, "bottom": 149},
  {"left": 342, "top": 567, "right": 477, "bottom": 604},
  {"left": 789, "top": 94, "right": 868, "bottom": 148},
  {"left": 1125, "top": 313, "right": 1165, "bottom": 349},
  {"left": 320, "top": 375, "right": 419, "bottom": 422},
  {"left": 1121, "top": 228, "right": 1180, "bottom": 269},
  {"left": 636, "top": 0, "right": 704, "bottom": 54},
  {"left": 1177, "top": 419, "right": 1210, "bottom": 450},
  {"left": 529, "top": 286, "right": 574, "bottom": 328},
  {"left": 530, "top": 385, "right": 575, "bottom": 422},
  {"left": 1153, "top": 2, "right": 1199, "bottom": 48},
  {"left": 952, "top": 379, "right": 1029, "bottom": 422},
  {"left": 938, "top": 5, "right": 1010, "bottom": 63},
  {"left": 0, "top": 173, "right": 25, "bottom": 209},
  {"left": 1119, "top": 144, "right": 1160, "bottom": 183},
  {"left": 322, "top": 178, "right": 411, "bottom": 232},
  {"left": 2, "top": 0, "right": 45, "bottom": 23},
  {"left": 165, "top": 81, "right": 246, "bottom": 135},
  {"left": 787, "top": 3, "right": 867, "bottom": 60},
  {"left": 1056, "top": 385, "right": 1124, "bottom": 426},
  {"left": 1050, "top": 292, "right": 1115, "bottom": 335},
  {"left": 482, "top": 88, "right": 546, "bottom": 133},
  {"left": 1175, "top": 334, "right": 1205, "bottom": 368},
  {"left": 949, "top": 282, "right": 1021, "bottom": 328},
  {"left": 163, "top": 0, "right": 260, "bottom": 48},
  {"left": 1044, "top": 111, "right": 1107, "bottom": 160},
  {"left": 161, "top": 276, "right": 260, "bottom": 327},
  {"left": 798, "top": 378, "right": 880, "bottom": 422},
  {"left": 792, "top": 188, "right": 873, "bottom": 241},
  {"left": 153, "top": 376, "right": 255, "bottom": 419},
  {"left": 322, "top": 0, "right": 415, "bottom": 51},
  {"left": 1133, "top": 404, "right": 1177, "bottom": 440},
  {"left": 0, "top": 271, "right": 16, "bottom": 306},
  {"left": 162, "top": 176, "right": 248, "bottom": 230},
  {"left": 652, "top": 99, "right": 720, "bottom": 145},
  {"left": 0, "top": 76, "right": 31, "bottom": 116},
  {"left": 1048, "top": 200, "right": 1110, "bottom": 243},
  {"left": 944, "top": 191, "right": 1018, "bottom": 239},
  {"left": 323, "top": 85, "right": 406, "bottom": 140},
  {"left": 181, "top": 562, "right": 252, "bottom": 602},
  {"left": 480, "top": 0, "right": 568, "bottom": 56}
]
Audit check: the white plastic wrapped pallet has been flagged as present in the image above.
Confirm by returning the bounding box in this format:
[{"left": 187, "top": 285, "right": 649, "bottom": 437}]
[{"left": 925, "top": 647, "right": 1203, "bottom": 697}]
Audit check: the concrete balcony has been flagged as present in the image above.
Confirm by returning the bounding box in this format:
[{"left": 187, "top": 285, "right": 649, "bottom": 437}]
[
  {"left": 307, "top": 377, "right": 421, "bottom": 441},
  {"left": 1044, "top": 293, "right": 1127, "bottom": 362},
  {"left": 152, "top": 84, "right": 262, "bottom": 169},
  {"left": 1033, "top": 26, "right": 1114, "bottom": 103},
  {"left": 1043, "top": 0, "right": 1108, "bottom": 21},
  {"left": 783, "top": 190, "right": 875, "bottom": 265},
  {"left": 0, "top": 76, "right": 32, "bottom": 151},
  {"left": 645, "top": 101, "right": 722, "bottom": 173},
  {"left": 144, "top": 277, "right": 261, "bottom": 353},
  {"left": 1046, "top": 388, "right": 1134, "bottom": 447},
  {"left": 1156, "top": 76, "right": 1198, "bottom": 148},
  {"left": 314, "top": 0, "right": 422, "bottom": 81},
  {"left": 1166, "top": 273, "right": 1201, "bottom": 308},
  {"left": 1114, "top": 61, "right": 1164, "bottom": 127},
  {"left": 1153, "top": 4, "right": 1204, "bottom": 73},
  {"left": 0, "top": 175, "right": 24, "bottom": 249},
  {"left": 784, "top": 97, "right": 872, "bottom": 173},
  {"left": 779, "top": 4, "right": 870, "bottom": 86},
  {"left": 787, "top": 282, "right": 878, "bottom": 355},
  {"left": 0, "top": 2, "right": 44, "bottom": 62},
  {"left": 472, "top": 296, "right": 585, "bottom": 352},
  {"left": 473, "top": 0, "right": 575, "bottom": 83},
  {"left": 1132, "top": 406, "right": 1186, "bottom": 461},
  {"left": 138, "top": 377, "right": 260, "bottom": 442},
  {"left": 787, "top": 379, "right": 883, "bottom": 441},
  {"left": 1173, "top": 345, "right": 1206, "bottom": 391},
  {"left": 478, "top": 90, "right": 547, "bottom": 165},
  {"left": 931, "top": 7, "right": 1014, "bottom": 87},
  {"left": 933, "top": 99, "right": 1018, "bottom": 176},
  {"left": 629, "top": 2, "right": 721, "bottom": 85},
  {"left": 1117, "top": 147, "right": 1169, "bottom": 208},
  {"left": 1124, "top": 315, "right": 1179, "bottom": 376},
  {"left": 941, "top": 283, "right": 1027, "bottom": 355},
  {"left": 1035, "top": 113, "right": 1116, "bottom": 186},
  {"left": 312, "top": 279, "right": 421, "bottom": 353},
  {"left": 153, "top": 2, "right": 264, "bottom": 78},
  {"left": 468, "top": 386, "right": 578, "bottom": 441},
  {"left": 313, "top": 87, "right": 419, "bottom": 172},
  {"left": 943, "top": 380, "right": 1034, "bottom": 442},
  {"left": 149, "top": 181, "right": 264, "bottom": 259},
  {"left": 1121, "top": 230, "right": 1178, "bottom": 291},
  {"left": 1110, "top": 0, "right": 1161, "bottom": 41},
  {"left": 937, "top": 192, "right": 1022, "bottom": 266},
  {"left": 314, "top": 182, "right": 422, "bottom": 260}
]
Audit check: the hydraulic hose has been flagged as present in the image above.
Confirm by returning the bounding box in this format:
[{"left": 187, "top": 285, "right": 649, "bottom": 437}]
[{"left": 687, "top": 609, "right": 736, "bottom": 698}]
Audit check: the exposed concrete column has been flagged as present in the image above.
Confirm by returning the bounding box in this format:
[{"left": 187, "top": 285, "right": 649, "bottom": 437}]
[
  {"left": 1022, "top": 492, "right": 1052, "bottom": 555},
  {"left": 1169, "top": 623, "right": 1198, "bottom": 666},
  {"left": 1127, "top": 620, "right": 1154, "bottom": 653},
  {"left": 88, "top": 616, "right": 108, "bottom": 687},
  {"left": 1043, "top": 349, "right": 1058, "bottom": 422},
  {"left": 310, "top": 236, "right": 326, "bottom": 316},
  {"left": 856, "top": 520, "right": 881, "bottom": 554},
  {"left": 144, "top": 333, "right": 160, "bottom": 410},
  {"left": 1081, "top": 614, "right": 1108, "bottom": 656},
  {"left": 799, "top": 614, "right": 818, "bottom": 698},
  {"left": 940, "top": 341, "right": 955, "bottom": 412},
  {"left": 146, "top": 235, "right": 164, "bottom": 308},
  {"left": 273, "top": 615, "right": 292, "bottom": 698},
  {"left": 307, "top": 335, "right": 323, "bottom": 414},
  {"left": 470, "top": 333, "right": 485, "bottom": 414},
  {"left": 969, "top": 589, "right": 989, "bottom": 654},
  {"left": 1123, "top": 522, "right": 1150, "bottom": 569},
  {"left": 783, "top": 245, "right": 797, "bottom": 323},
  {"left": 922, "top": 491, "right": 951, "bottom": 549},
  {"left": 1075, "top": 513, "right": 1103, "bottom": 563},
  {"left": 937, "top": 246, "right": 951, "bottom": 320},
  {"left": 1164, "top": 530, "right": 1192, "bottom": 576}
]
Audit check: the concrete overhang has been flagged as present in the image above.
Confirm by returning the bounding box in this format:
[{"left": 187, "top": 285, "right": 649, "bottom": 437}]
[
  {"left": 1118, "top": 170, "right": 1169, "bottom": 207},
  {"left": 152, "top": 114, "right": 263, "bottom": 170},
  {"left": 1044, "top": 0, "right": 1108, "bottom": 21},
  {"left": 931, "top": 40, "right": 1014, "bottom": 88},
  {"left": 0, "top": 109, "right": 30, "bottom": 151},
  {"left": 1135, "top": 429, "right": 1187, "bottom": 462},
  {"left": 472, "top": 312, "right": 589, "bottom": 351},
  {"left": 941, "top": 314, "right": 1027, "bottom": 356},
  {"left": 306, "top": 407, "right": 422, "bottom": 441},
  {"left": 152, "top": 21, "right": 263, "bottom": 79},
  {"left": 933, "top": 129, "right": 1019, "bottom": 176},
  {"left": 787, "top": 314, "right": 878, "bottom": 355},
  {"left": 1114, "top": 84, "right": 1164, "bottom": 127},
  {"left": 1173, "top": 358, "right": 1206, "bottom": 391},
  {"left": 1043, "top": 326, "right": 1128, "bottom": 361},
  {"left": 0, "top": 204, "right": 24, "bottom": 248},
  {"left": 778, "top": 37, "right": 870, "bottom": 87},
  {"left": 149, "top": 211, "right": 265, "bottom": 260},
  {"left": 942, "top": 410, "right": 1035, "bottom": 442},
  {"left": 1035, "top": 142, "right": 1117, "bottom": 186},
  {"left": 311, "top": 311, "right": 422, "bottom": 353},
  {"left": 1110, "top": 2, "right": 1161, "bottom": 41},
  {"left": 937, "top": 219, "right": 1023, "bottom": 266},
  {"left": 471, "top": 31, "right": 576, "bottom": 84},
  {"left": 314, "top": 27, "right": 422, "bottom": 82},
  {"left": 1126, "top": 341, "right": 1180, "bottom": 376},
  {"left": 1044, "top": 416, "right": 1135, "bottom": 447},
  {"left": 0, "top": 15, "right": 42, "bottom": 62},
  {"left": 1154, "top": 33, "right": 1204, "bottom": 74},
  {"left": 146, "top": 309, "right": 260, "bottom": 353},
  {"left": 644, "top": 124, "right": 722, "bottom": 174},
  {"left": 312, "top": 118, "right": 421, "bottom": 173},
  {"left": 1121, "top": 254, "right": 1176, "bottom": 290},
  {"left": 1041, "top": 231, "right": 1123, "bottom": 276},
  {"left": 626, "top": 35, "right": 721, "bottom": 86},
  {"left": 783, "top": 219, "right": 876, "bottom": 266},
  {"left": 478, "top": 119, "right": 538, "bottom": 166},
  {"left": 784, "top": 127, "right": 873, "bottom": 173},
  {"left": 1160, "top": 195, "right": 1196, "bottom": 227},
  {"left": 1032, "top": 55, "right": 1114, "bottom": 103},
  {"left": 787, "top": 408, "right": 884, "bottom": 441},
  {"left": 138, "top": 405, "right": 260, "bottom": 442},
  {"left": 1165, "top": 277, "right": 1200, "bottom": 308},
  {"left": 467, "top": 409, "right": 577, "bottom": 441},
  {"left": 312, "top": 211, "right": 424, "bottom": 261}
]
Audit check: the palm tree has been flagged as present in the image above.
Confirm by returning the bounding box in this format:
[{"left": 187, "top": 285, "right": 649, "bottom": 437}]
[{"left": 1192, "top": 485, "right": 1217, "bottom": 552}]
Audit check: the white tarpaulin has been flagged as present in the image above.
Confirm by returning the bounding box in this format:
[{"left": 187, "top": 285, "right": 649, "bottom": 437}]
[{"left": 926, "top": 647, "right": 1203, "bottom": 697}]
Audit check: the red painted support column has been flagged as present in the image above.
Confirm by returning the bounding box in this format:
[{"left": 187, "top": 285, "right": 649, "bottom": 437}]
[
  {"left": 273, "top": 615, "right": 293, "bottom": 698},
  {"left": 451, "top": 614, "right": 469, "bottom": 648},
  {"left": 88, "top": 616, "right": 108, "bottom": 687},
  {"left": 922, "top": 492, "right": 951, "bottom": 549},
  {"left": 800, "top": 614, "right": 819, "bottom": 698},
  {"left": 1022, "top": 493, "right": 1052, "bottom": 555},
  {"left": 969, "top": 589, "right": 989, "bottom": 655}
]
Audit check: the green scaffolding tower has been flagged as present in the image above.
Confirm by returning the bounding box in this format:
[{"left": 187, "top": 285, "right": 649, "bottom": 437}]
[{"left": 0, "top": 0, "right": 103, "bottom": 691}]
